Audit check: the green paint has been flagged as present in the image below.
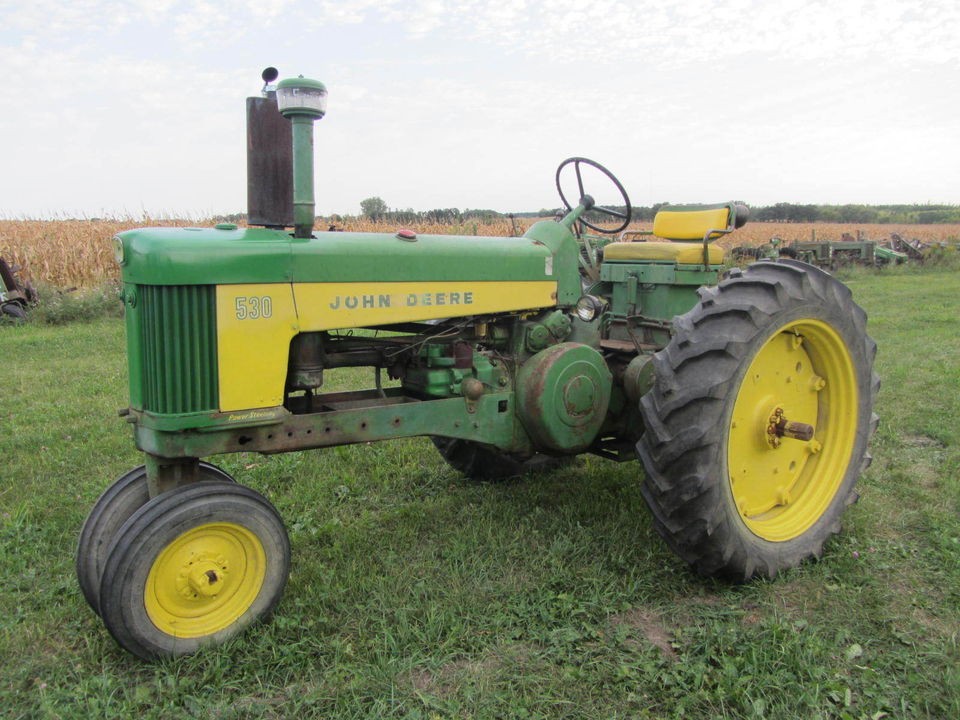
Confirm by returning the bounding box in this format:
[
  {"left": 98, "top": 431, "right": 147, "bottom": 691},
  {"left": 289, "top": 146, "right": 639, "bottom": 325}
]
[
  {"left": 290, "top": 116, "right": 316, "bottom": 238},
  {"left": 116, "top": 228, "right": 571, "bottom": 287},
  {"left": 521, "top": 220, "right": 582, "bottom": 305},
  {"left": 515, "top": 343, "right": 612, "bottom": 452},
  {"left": 402, "top": 347, "right": 504, "bottom": 399},
  {"left": 601, "top": 260, "right": 719, "bottom": 323},
  {"left": 123, "top": 283, "right": 218, "bottom": 417},
  {"left": 133, "top": 389, "right": 525, "bottom": 460}
]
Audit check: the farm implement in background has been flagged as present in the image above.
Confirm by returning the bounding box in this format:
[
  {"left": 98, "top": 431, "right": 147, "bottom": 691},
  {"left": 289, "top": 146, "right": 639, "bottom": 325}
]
[
  {"left": 77, "top": 69, "right": 878, "bottom": 660},
  {"left": 788, "top": 235, "right": 908, "bottom": 269},
  {"left": 887, "top": 232, "right": 934, "bottom": 263},
  {"left": 732, "top": 230, "right": 915, "bottom": 269},
  {"left": 0, "top": 257, "right": 37, "bottom": 322},
  {"left": 789, "top": 239, "right": 906, "bottom": 268}
]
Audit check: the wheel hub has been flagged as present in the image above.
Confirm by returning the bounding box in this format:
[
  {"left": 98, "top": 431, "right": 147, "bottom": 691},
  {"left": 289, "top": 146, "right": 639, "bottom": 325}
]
[
  {"left": 145, "top": 522, "right": 266, "bottom": 638},
  {"left": 178, "top": 554, "right": 229, "bottom": 599},
  {"left": 765, "top": 407, "right": 815, "bottom": 449}
]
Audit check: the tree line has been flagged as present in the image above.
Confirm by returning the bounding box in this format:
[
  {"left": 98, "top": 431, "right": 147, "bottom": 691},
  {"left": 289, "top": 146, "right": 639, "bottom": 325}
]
[
  {"left": 355, "top": 197, "right": 960, "bottom": 224},
  {"left": 748, "top": 203, "right": 960, "bottom": 224},
  {"left": 215, "top": 200, "right": 960, "bottom": 226}
]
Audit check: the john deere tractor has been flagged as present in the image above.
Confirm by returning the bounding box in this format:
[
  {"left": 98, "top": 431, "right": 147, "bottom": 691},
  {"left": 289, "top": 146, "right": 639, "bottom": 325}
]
[{"left": 78, "top": 71, "right": 878, "bottom": 659}]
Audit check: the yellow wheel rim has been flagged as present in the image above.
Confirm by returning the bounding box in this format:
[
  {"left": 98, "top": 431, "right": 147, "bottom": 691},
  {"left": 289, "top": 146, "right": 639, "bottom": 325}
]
[
  {"left": 728, "top": 319, "right": 858, "bottom": 542},
  {"left": 145, "top": 522, "right": 266, "bottom": 638}
]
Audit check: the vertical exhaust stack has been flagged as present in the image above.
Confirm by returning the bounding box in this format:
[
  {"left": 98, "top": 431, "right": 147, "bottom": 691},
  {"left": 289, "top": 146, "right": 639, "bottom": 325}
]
[
  {"left": 247, "top": 67, "right": 294, "bottom": 228},
  {"left": 276, "top": 75, "right": 327, "bottom": 239}
]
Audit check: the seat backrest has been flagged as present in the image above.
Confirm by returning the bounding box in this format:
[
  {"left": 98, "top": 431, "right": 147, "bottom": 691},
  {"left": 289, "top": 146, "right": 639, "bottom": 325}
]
[{"left": 652, "top": 204, "right": 733, "bottom": 241}]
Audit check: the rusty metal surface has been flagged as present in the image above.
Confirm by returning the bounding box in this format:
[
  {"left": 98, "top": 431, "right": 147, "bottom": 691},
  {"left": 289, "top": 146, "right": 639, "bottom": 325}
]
[
  {"left": 134, "top": 389, "right": 523, "bottom": 460},
  {"left": 0, "top": 257, "right": 18, "bottom": 293},
  {"left": 599, "top": 338, "right": 638, "bottom": 353},
  {"left": 247, "top": 95, "right": 293, "bottom": 227},
  {"left": 0, "top": 256, "right": 35, "bottom": 316},
  {"left": 515, "top": 343, "right": 612, "bottom": 452},
  {"left": 777, "top": 419, "right": 815, "bottom": 442},
  {"left": 766, "top": 407, "right": 815, "bottom": 447}
]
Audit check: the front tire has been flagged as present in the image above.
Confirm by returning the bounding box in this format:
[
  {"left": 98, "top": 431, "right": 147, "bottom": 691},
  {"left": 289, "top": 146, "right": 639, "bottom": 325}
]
[
  {"left": 76, "top": 462, "right": 233, "bottom": 616},
  {"left": 638, "top": 260, "right": 878, "bottom": 579},
  {"left": 98, "top": 481, "right": 289, "bottom": 659}
]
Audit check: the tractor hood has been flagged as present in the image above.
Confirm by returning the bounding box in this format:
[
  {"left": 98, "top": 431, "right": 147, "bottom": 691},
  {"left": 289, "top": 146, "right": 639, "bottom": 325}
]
[{"left": 116, "top": 220, "right": 582, "bottom": 305}]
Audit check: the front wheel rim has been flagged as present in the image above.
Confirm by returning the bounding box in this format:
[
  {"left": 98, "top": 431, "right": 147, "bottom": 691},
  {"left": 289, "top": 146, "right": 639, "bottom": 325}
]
[
  {"left": 145, "top": 522, "right": 266, "bottom": 638},
  {"left": 727, "top": 319, "right": 858, "bottom": 542}
]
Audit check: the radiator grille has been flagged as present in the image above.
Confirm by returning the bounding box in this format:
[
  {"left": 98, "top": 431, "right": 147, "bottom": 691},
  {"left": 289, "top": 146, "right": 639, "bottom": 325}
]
[{"left": 138, "top": 285, "right": 218, "bottom": 414}]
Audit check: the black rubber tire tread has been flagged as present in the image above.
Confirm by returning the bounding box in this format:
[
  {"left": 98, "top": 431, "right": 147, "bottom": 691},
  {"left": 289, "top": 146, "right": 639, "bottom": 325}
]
[
  {"left": 430, "top": 437, "right": 571, "bottom": 481},
  {"left": 1, "top": 303, "right": 27, "bottom": 321},
  {"left": 76, "top": 462, "right": 233, "bottom": 616},
  {"left": 637, "top": 260, "right": 879, "bottom": 580},
  {"left": 98, "top": 481, "right": 289, "bottom": 660}
]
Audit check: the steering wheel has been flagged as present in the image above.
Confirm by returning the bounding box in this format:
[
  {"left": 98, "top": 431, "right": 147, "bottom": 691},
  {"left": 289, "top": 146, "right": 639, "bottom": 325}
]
[{"left": 555, "top": 157, "right": 632, "bottom": 234}]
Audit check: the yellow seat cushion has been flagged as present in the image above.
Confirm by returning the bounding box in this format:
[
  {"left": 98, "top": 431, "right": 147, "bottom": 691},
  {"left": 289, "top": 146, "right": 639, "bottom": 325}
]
[
  {"left": 604, "top": 241, "right": 725, "bottom": 264},
  {"left": 653, "top": 207, "right": 731, "bottom": 241}
]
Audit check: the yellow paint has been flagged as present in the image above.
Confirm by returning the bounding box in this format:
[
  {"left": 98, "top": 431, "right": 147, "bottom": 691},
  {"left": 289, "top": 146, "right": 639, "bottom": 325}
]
[
  {"left": 216, "top": 284, "right": 299, "bottom": 412},
  {"left": 294, "top": 280, "right": 557, "bottom": 331},
  {"left": 604, "top": 241, "right": 725, "bottom": 264},
  {"left": 144, "top": 522, "right": 266, "bottom": 638},
  {"left": 727, "top": 320, "right": 858, "bottom": 542},
  {"left": 215, "top": 281, "right": 557, "bottom": 411},
  {"left": 653, "top": 207, "right": 730, "bottom": 241}
]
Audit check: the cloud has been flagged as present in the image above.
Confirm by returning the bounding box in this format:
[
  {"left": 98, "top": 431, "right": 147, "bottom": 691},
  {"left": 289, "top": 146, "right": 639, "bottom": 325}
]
[
  {"left": 294, "top": 0, "right": 960, "bottom": 67},
  {"left": 1, "top": 0, "right": 958, "bottom": 215}
]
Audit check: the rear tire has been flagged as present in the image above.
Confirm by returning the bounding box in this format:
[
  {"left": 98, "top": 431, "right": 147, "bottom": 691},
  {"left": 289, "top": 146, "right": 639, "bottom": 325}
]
[
  {"left": 637, "top": 260, "right": 878, "bottom": 579},
  {"left": 99, "top": 481, "right": 289, "bottom": 660},
  {"left": 431, "top": 437, "right": 570, "bottom": 481}
]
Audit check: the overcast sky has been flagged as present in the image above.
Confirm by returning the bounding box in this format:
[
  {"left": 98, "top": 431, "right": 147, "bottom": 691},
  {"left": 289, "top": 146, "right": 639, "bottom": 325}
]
[{"left": 1, "top": 0, "right": 958, "bottom": 218}]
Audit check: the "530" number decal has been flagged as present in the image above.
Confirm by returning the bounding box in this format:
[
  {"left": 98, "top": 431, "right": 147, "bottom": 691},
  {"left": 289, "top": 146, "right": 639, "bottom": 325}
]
[{"left": 234, "top": 295, "right": 273, "bottom": 320}]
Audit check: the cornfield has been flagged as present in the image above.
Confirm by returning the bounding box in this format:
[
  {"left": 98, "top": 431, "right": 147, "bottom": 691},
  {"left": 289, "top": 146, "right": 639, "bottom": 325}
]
[{"left": 2, "top": 218, "right": 958, "bottom": 289}]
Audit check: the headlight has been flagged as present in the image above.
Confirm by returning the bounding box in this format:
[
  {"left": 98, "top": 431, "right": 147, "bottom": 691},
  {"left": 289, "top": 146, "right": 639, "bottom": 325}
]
[
  {"left": 575, "top": 295, "right": 605, "bottom": 322},
  {"left": 112, "top": 236, "right": 125, "bottom": 265}
]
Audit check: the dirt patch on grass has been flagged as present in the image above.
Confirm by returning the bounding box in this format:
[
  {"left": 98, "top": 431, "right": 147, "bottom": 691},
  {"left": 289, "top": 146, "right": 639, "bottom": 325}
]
[
  {"left": 410, "top": 667, "right": 439, "bottom": 695},
  {"left": 884, "top": 573, "right": 960, "bottom": 638},
  {"left": 902, "top": 434, "right": 945, "bottom": 449},
  {"left": 408, "top": 643, "right": 537, "bottom": 698},
  {"left": 609, "top": 608, "right": 679, "bottom": 661}
]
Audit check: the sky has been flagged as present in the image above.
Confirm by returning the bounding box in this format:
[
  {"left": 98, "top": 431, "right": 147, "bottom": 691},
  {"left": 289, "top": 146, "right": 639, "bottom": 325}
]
[{"left": 1, "top": 0, "right": 958, "bottom": 218}]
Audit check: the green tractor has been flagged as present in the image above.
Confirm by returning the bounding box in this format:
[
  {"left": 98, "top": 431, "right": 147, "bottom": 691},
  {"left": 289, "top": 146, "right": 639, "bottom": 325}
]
[{"left": 78, "top": 71, "right": 878, "bottom": 659}]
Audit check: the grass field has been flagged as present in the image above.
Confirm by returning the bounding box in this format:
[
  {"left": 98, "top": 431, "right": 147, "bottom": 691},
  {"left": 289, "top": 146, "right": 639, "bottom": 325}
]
[{"left": 1, "top": 266, "right": 958, "bottom": 718}]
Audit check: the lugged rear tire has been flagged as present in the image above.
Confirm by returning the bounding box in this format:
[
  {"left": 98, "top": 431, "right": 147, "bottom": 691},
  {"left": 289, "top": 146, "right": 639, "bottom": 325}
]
[
  {"left": 431, "top": 437, "right": 571, "bottom": 481},
  {"left": 637, "top": 260, "right": 879, "bottom": 580}
]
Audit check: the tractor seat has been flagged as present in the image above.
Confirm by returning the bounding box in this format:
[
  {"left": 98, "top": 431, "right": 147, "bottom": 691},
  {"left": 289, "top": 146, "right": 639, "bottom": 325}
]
[
  {"left": 603, "top": 203, "right": 743, "bottom": 265},
  {"left": 604, "top": 241, "right": 725, "bottom": 264}
]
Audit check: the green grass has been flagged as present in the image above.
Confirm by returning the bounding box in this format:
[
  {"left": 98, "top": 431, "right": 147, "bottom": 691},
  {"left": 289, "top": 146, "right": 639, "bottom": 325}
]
[
  {"left": 1, "top": 270, "right": 958, "bottom": 719},
  {"left": 3, "top": 282, "right": 124, "bottom": 326}
]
